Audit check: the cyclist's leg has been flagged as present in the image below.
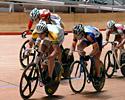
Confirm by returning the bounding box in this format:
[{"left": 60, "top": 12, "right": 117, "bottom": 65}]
[
  {"left": 95, "top": 34, "right": 103, "bottom": 77},
  {"left": 77, "top": 39, "right": 90, "bottom": 72},
  {"left": 94, "top": 51, "right": 102, "bottom": 77},
  {"left": 114, "top": 35, "right": 122, "bottom": 57},
  {"left": 41, "top": 38, "right": 56, "bottom": 81}
]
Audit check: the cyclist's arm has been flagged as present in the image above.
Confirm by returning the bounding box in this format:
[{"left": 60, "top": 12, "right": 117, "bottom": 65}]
[
  {"left": 116, "top": 34, "right": 125, "bottom": 48},
  {"left": 60, "top": 21, "right": 65, "bottom": 29},
  {"left": 105, "top": 29, "right": 111, "bottom": 41},
  {"left": 28, "top": 20, "right": 33, "bottom": 31},
  {"left": 91, "top": 42, "right": 100, "bottom": 56},
  {"left": 48, "top": 44, "right": 58, "bottom": 58},
  {"left": 87, "top": 35, "right": 100, "bottom": 56},
  {"left": 69, "top": 34, "right": 77, "bottom": 55}
]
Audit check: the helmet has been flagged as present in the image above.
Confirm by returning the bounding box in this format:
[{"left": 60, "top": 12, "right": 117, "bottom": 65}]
[
  {"left": 73, "top": 24, "right": 84, "bottom": 35},
  {"left": 36, "top": 21, "right": 48, "bottom": 34},
  {"left": 30, "top": 8, "right": 40, "bottom": 21},
  {"left": 40, "top": 9, "right": 51, "bottom": 20},
  {"left": 73, "top": 24, "right": 85, "bottom": 40},
  {"left": 107, "top": 20, "right": 116, "bottom": 29}
]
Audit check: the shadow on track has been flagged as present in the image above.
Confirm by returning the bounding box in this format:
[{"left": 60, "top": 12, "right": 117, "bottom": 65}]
[
  {"left": 82, "top": 90, "right": 112, "bottom": 100},
  {"left": 29, "top": 95, "right": 64, "bottom": 100}
]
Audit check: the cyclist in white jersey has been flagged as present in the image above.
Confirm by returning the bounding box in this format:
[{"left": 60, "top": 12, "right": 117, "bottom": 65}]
[
  {"left": 105, "top": 20, "right": 125, "bottom": 57},
  {"left": 69, "top": 24, "right": 103, "bottom": 83}
]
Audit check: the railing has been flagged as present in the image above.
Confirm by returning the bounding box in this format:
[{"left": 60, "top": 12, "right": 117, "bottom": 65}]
[{"left": 0, "top": 0, "right": 125, "bottom": 13}]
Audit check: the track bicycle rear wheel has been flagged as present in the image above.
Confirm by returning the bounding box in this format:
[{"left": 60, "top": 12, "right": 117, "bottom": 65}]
[
  {"left": 19, "top": 63, "right": 39, "bottom": 99},
  {"left": 69, "top": 60, "right": 86, "bottom": 93},
  {"left": 44, "top": 62, "right": 60, "bottom": 96},
  {"left": 92, "top": 62, "right": 105, "bottom": 92},
  {"left": 104, "top": 50, "right": 115, "bottom": 78},
  {"left": 19, "top": 40, "right": 36, "bottom": 68},
  {"left": 62, "top": 48, "right": 74, "bottom": 78}
]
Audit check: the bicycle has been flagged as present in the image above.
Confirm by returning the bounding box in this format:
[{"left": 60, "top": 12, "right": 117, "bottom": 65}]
[
  {"left": 19, "top": 30, "right": 74, "bottom": 78},
  {"left": 69, "top": 51, "right": 105, "bottom": 93},
  {"left": 104, "top": 41, "right": 125, "bottom": 78},
  {"left": 19, "top": 45, "right": 63, "bottom": 99}
]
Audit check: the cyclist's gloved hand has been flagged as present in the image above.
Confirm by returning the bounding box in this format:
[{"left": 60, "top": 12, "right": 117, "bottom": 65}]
[
  {"left": 21, "top": 31, "right": 27, "bottom": 38},
  {"left": 84, "top": 55, "right": 90, "bottom": 61}
]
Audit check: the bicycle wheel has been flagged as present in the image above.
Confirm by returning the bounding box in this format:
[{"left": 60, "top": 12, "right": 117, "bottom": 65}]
[
  {"left": 62, "top": 48, "right": 74, "bottom": 78},
  {"left": 69, "top": 60, "right": 86, "bottom": 93},
  {"left": 44, "top": 62, "right": 60, "bottom": 96},
  {"left": 19, "top": 63, "right": 39, "bottom": 99},
  {"left": 104, "top": 50, "right": 115, "bottom": 78},
  {"left": 19, "top": 40, "right": 36, "bottom": 69},
  {"left": 92, "top": 62, "right": 105, "bottom": 92}
]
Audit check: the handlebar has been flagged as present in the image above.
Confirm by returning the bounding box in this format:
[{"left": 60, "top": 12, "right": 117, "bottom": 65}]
[{"left": 103, "top": 41, "right": 119, "bottom": 44}]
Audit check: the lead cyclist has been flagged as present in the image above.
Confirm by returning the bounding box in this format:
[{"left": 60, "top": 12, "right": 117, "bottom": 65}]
[{"left": 33, "top": 20, "right": 64, "bottom": 85}]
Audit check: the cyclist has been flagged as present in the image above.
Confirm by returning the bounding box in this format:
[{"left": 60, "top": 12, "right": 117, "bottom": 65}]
[
  {"left": 69, "top": 24, "right": 103, "bottom": 82},
  {"left": 23, "top": 8, "right": 64, "bottom": 36},
  {"left": 33, "top": 20, "right": 64, "bottom": 84},
  {"left": 23, "top": 8, "right": 64, "bottom": 56},
  {"left": 105, "top": 20, "right": 125, "bottom": 57}
]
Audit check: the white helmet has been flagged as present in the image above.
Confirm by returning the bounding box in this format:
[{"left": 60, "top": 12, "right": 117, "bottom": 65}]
[
  {"left": 30, "top": 8, "right": 40, "bottom": 21},
  {"left": 36, "top": 21, "right": 48, "bottom": 34},
  {"left": 107, "top": 20, "right": 116, "bottom": 29}
]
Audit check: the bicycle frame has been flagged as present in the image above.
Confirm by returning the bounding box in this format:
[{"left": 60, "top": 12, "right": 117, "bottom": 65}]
[
  {"left": 74, "top": 50, "right": 96, "bottom": 83},
  {"left": 108, "top": 41, "right": 124, "bottom": 69}
]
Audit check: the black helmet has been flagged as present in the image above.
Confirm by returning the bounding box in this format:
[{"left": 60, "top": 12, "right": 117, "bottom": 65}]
[{"left": 73, "top": 24, "right": 84, "bottom": 35}]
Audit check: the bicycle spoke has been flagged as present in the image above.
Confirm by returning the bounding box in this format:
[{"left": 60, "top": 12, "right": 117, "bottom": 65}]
[
  {"left": 24, "top": 74, "right": 29, "bottom": 81},
  {"left": 22, "top": 82, "right": 29, "bottom": 93},
  {"left": 29, "top": 81, "right": 32, "bottom": 94}
]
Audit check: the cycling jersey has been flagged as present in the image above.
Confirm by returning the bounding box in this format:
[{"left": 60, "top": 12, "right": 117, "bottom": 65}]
[
  {"left": 49, "top": 13, "right": 63, "bottom": 28},
  {"left": 32, "top": 24, "right": 64, "bottom": 45},
  {"left": 73, "top": 25, "right": 102, "bottom": 50},
  {"left": 106, "top": 24, "right": 125, "bottom": 35},
  {"left": 84, "top": 26, "right": 101, "bottom": 43}
]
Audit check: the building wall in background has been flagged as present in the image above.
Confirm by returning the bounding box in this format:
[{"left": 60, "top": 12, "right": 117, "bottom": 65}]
[{"left": 0, "top": 12, "right": 125, "bottom": 32}]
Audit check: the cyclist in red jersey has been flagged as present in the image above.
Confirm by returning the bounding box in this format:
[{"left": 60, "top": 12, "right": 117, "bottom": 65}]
[
  {"left": 23, "top": 8, "right": 64, "bottom": 36},
  {"left": 22, "top": 8, "right": 64, "bottom": 56}
]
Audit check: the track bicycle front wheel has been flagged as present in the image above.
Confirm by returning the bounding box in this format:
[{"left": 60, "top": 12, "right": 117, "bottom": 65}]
[
  {"left": 104, "top": 50, "right": 116, "bottom": 78},
  {"left": 19, "top": 63, "right": 39, "bottom": 99},
  {"left": 19, "top": 40, "right": 36, "bottom": 68},
  {"left": 69, "top": 60, "right": 86, "bottom": 93}
]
